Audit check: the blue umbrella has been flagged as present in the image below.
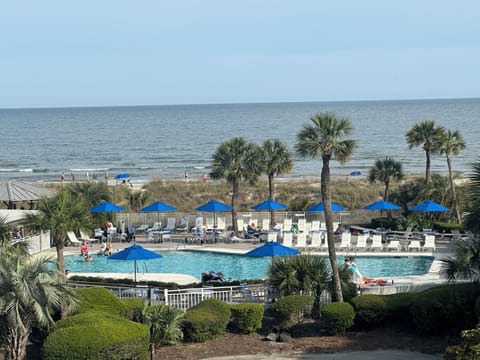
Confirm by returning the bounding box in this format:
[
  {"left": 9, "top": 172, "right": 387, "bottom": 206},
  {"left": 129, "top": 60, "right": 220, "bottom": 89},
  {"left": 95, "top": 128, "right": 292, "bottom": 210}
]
[
  {"left": 363, "top": 200, "right": 401, "bottom": 211},
  {"left": 350, "top": 170, "right": 362, "bottom": 176},
  {"left": 115, "top": 173, "right": 130, "bottom": 180},
  {"left": 243, "top": 241, "right": 300, "bottom": 258},
  {"left": 90, "top": 201, "right": 125, "bottom": 213},
  {"left": 196, "top": 200, "right": 232, "bottom": 228},
  {"left": 410, "top": 200, "right": 449, "bottom": 212},
  {"left": 141, "top": 201, "right": 176, "bottom": 212},
  {"left": 251, "top": 199, "right": 288, "bottom": 211},
  {"left": 109, "top": 244, "right": 162, "bottom": 282},
  {"left": 307, "top": 202, "right": 345, "bottom": 212}
]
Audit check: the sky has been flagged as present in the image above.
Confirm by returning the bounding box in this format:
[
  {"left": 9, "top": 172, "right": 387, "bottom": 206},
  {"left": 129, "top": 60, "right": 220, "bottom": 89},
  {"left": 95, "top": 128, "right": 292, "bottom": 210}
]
[{"left": 1, "top": 1, "right": 480, "bottom": 108}]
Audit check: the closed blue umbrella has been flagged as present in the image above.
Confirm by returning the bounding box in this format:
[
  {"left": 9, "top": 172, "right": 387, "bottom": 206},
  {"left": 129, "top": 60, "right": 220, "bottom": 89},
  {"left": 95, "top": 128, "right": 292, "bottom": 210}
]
[
  {"left": 307, "top": 202, "right": 345, "bottom": 212},
  {"left": 109, "top": 244, "right": 162, "bottom": 282},
  {"left": 363, "top": 200, "right": 401, "bottom": 211},
  {"left": 243, "top": 241, "right": 299, "bottom": 258},
  {"left": 410, "top": 200, "right": 449, "bottom": 212},
  {"left": 90, "top": 201, "right": 125, "bottom": 213},
  {"left": 196, "top": 199, "right": 232, "bottom": 229}
]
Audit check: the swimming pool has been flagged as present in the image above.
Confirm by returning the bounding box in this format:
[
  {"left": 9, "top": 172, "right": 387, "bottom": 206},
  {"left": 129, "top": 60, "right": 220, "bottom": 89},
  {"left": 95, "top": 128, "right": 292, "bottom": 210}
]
[{"left": 64, "top": 251, "right": 434, "bottom": 281}]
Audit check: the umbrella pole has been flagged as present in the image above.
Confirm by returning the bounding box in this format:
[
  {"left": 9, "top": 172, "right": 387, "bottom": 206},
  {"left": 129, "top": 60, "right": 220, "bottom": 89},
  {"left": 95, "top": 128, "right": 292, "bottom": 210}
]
[{"left": 134, "top": 259, "right": 137, "bottom": 283}]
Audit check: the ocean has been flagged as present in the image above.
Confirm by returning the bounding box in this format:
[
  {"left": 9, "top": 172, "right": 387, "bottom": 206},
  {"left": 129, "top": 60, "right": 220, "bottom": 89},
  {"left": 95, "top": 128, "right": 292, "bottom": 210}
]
[{"left": 0, "top": 98, "right": 479, "bottom": 184}]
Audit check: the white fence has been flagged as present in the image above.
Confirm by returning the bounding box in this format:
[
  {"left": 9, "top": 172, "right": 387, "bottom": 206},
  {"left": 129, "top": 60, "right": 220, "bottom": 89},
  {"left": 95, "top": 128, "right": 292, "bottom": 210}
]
[{"left": 20, "top": 231, "right": 51, "bottom": 255}]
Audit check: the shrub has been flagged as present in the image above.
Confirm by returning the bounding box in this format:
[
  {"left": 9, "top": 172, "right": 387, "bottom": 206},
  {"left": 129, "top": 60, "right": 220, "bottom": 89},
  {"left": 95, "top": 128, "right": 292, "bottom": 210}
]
[
  {"left": 75, "top": 287, "right": 126, "bottom": 316},
  {"left": 43, "top": 311, "right": 149, "bottom": 360},
  {"left": 182, "top": 299, "right": 231, "bottom": 342},
  {"left": 446, "top": 326, "right": 480, "bottom": 359},
  {"left": 342, "top": 281, "right": 358, "bottom": 303},
  {"left": 383, "top": 292, "right": 415, "bottom": 324},
  {"left": 267, "top": 295, "right": 313, "bottom": 329},
  {"left": 350, "top": 295, "right": 387, "bottom": 328},
  {"left": 143, "top": 305, "right": 184, "bottom": 345},
  {"left": 230, "top": 303, "right": 264, "bottom": 333},
  {"left": 409, "top": 283, "right": 480, "bottom": 334},
  {"left": 121, "top": 298, "right": 145, "bottom": 322},
  {"left": 320, "top": 302, "right": 355, "bottom": 335}
]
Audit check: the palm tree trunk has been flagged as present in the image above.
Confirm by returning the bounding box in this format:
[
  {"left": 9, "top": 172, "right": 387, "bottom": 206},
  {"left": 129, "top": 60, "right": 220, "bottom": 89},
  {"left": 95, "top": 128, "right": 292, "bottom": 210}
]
[
  {"left": 6, "top": 324, "right": 29, "bottom": 360},
  {"left": 447, "top": 155, "right": 461, "bottom": 223},
  {"left": 425, "top": 150, "right": 432, "bottom": 184},
  {"left": 268, "top": 174, "right": 275, "bottom": 229},
  {"left": 384, "top": 183, "right": 392, "bottom": 218},
  {"left": 56, "top": 237, "right": 66, "bottom": 275},
  {"left": 322, "top": 158, "right": 343, "bottom": 302},
  {"left": 231, "top": 180, "right": 239, "bottom": 233}
]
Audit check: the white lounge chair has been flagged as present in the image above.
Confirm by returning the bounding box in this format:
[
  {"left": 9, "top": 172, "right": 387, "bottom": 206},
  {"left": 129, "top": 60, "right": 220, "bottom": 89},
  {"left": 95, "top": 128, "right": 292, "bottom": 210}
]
[
  {"left": 297, "top": 218, "right": 306, "bottom": 233},
  {"left": 164, "top": 217, "right": 176, "bottom": 232},
  {"left": 408, "top": 240, "right": 422, "bottom": 251},
  {"left": 175, "top": 216, "right": 189, "bottom": 233},
  {"left": 338, "top": 232, "right": 351, "bottom": 251},
  {"left": 310, "top": 220, "right": 321, "bottom": 232},
  {"left": 136, "top": 224, "right": 149, "bottom": 232},
  {"left": 283, "top": 218, "right": 292, "bottom": 232},
  {"left": 80, "top": 230, "right": 98, "bottom": 243},
  {"left": 282, "top": 232, "right": 293, "bottom": 247},
  {"left": 261, "top": 218, "right": 270, "bottom": 231},
  {"left": 205, "top": 216, "right": 214, "bottom": 231},
  {"left": 423, "top": 235, "right": 436, "bottom": 252},
  {"left": 309, "top": 231, "right": 322, "bottom": 250},
  {"left": 387, "top": 240, "right": 400, "bottom": 251},
  {"left": 66, "top": 231, "right": 82, "bottom": 246},
  {"left": 295, "top": 232, "right": 307, "bottom": 249},
  {"left": 216, "top": 216, "right": 226, "bottom": 232},
  {"left": 370, "top": 234, "right": 383, "bottom": 251},
  {"left": 149, "top": 222, "right": 162, "bottom": 233},
  {"left": 355, "top": 234, "right": 368, "bottom": 251}
]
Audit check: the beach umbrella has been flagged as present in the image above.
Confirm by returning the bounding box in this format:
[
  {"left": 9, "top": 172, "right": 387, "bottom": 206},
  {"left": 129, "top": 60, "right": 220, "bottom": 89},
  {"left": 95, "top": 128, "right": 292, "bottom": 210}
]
[
  {"left": 251, "top": 199, "right": 288, "bottom": 230},
  {"left": 350, "top": 170, "right": 362, "bottom": 176},
  {"left": 115, "top": 173, "right": 130, "bottom": 180},
  {"left": 243, "top": 241, "right": 299, "bottom": 258},
  {"left": 410, "top": 200, "right": 449, "bottom": 212},
  {"left": 140, "top": 201, "right": 177, "bottom": 224},
  {"left": 307, "top": 202, "right": 345, "bottom": 212},
  {"left": 108, "top": 244, "right": 162, "bottom": 282},
  {"left": 90, "top": 200, "right": 125, "bottom": 213},
  {"left": 196, "top": 199, "right": 232, "bottom": 229},
  {"left": 363, "top": 200, "right": 401, "bottom": 211}
]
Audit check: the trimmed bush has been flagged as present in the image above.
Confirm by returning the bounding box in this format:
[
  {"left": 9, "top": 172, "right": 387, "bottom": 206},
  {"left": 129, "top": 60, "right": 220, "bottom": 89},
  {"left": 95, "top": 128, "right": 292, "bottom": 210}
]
[
  {"left": 320, "top": 302, "right": 355, "bottom": 335},
  {"left": 350, "top": 295, "right": 387, "bottom": 327},
  {"left": 182, "top": 299, "right": 231, "bottom": 342},
  {"left": 75, "top": 287, "right": 126, "bottom": 317},
  {"left": 268, "top": 295, "right": 314, "bottom": 329},
  {"left": 384, "top": 292, "right": 415, "bottom": 323},
  {"left": 121, "top": 297, "right": 144, "bottom": 322},
  {"left": 42, "top": 311, "right": 149, "bottom": 360},
  {"left": 446, "top": 326, "right": 480, "bottom": 359},
  {"left": 342, "top": 281, "right": 359, "bottom": 303},
  {"left": 409, "top": 283, "right": 480, "bottom": 334},
  {"left": 230, "top": 303, "right": 264, "bottom": 333}
]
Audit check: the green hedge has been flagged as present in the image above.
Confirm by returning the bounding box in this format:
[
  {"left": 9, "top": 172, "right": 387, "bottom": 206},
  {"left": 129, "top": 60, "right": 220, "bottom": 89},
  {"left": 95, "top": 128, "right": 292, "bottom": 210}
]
[
  {"left": 230, "top": 303, "right": 264, "bottom": 333},
  {"left": 42, "top": 312, "right": 149, "bottom": 360},
  {"left": 182, "top": 299, "right": 231, "bottom": 342},
  {"left": 267, "top": 295, "right": 314, "bottom": 329},
  {"left": 121, "top": 298, "right": 144, "bottom": 322},
  {"left": 410, "top": 283, "right": 480, "bottom": 334},
  {"left": 320, "top": 302, "right": 355, "bottom": 335},
  {"left": 75, "top": 287, "right": 127, "bottom": 317}
]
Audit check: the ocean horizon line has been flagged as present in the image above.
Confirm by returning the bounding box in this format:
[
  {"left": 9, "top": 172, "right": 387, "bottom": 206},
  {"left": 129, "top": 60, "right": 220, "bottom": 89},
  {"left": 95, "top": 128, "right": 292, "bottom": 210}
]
[{"left": 1, "top": 96, "right": 479, "bottom": 111}]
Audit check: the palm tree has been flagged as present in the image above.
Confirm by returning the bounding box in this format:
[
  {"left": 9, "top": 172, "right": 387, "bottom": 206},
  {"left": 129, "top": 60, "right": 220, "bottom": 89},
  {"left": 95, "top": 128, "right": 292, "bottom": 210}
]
[
  {"left": 21, "top": 189, "right": 92, "bottom": 275},
  {"left": 0, "top": 248, "right": 78, "bottom": 360},
  {"left": 210, "top": 137, "right": 263, "bottom": 233},
  {"left": 437, "top": 128, "right": 466, "bottom": 223},
  {"left": 260, "top": 139, "right": 293, "bottom": 227},
  {"left": 465, "top": 162, "right": 480, "bottom": 233},
  {"left": 405, "top": 120, "right": 443, "bottom": 184},
  {"left": 296, "top": 112, "right": 357, "bottom": 302},
  {"left": 441, "top": 235, "right": 480, "bottom": 283},
  {"left": 368, "top": 157, "right": 403, "bottom": 218}
]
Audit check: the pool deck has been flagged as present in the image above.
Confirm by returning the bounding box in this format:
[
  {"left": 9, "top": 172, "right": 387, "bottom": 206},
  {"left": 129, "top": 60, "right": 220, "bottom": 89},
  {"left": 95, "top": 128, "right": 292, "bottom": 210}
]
[{"left": 54, "top": 234, "right": 454, "bottom": 288}]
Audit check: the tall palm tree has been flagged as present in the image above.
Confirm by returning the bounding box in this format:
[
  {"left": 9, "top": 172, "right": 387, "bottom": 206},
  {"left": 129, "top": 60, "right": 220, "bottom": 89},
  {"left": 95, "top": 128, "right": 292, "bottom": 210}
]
[
  {"left": 210, "top": 137, "right": 263, "bottom": 233},
  {"left": 21, "top": 189, "right": 92, "bottom": 275},
  {"left": 296, "top": 112, "right": 357, "bottom": 302},
  {"left": 260, "top": 139, "right": 293, "bottom": 227},
  {"left": 405, "top": 120, "right": 443, "bottom": 184},
  {"left": 437, "top": 128, "right": 466, "bottom": 223},
  {"left": 441, "top": 235, "right": 480, "bottom": 283},
  {"left": 465, "top": 162, "right": 480, "bottom": 233},
  {"left": 368, "top": 157, "right": 403, "bottom": 201},
  {"left": 0, "top": 249, "right": 78, "bottom": 360}
]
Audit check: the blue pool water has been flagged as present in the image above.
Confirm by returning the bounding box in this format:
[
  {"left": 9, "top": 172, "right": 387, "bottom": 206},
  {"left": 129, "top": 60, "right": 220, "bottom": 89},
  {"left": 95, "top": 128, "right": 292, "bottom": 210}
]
[{"left": 65, "top": 251, "right": 434, "bottom": 281}]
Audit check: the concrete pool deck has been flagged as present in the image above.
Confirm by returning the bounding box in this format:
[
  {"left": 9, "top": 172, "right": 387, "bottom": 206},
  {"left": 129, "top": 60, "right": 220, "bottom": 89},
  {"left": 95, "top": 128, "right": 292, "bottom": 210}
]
[{"left": 56, "top": 235, "right": 453, "bottom": 287}]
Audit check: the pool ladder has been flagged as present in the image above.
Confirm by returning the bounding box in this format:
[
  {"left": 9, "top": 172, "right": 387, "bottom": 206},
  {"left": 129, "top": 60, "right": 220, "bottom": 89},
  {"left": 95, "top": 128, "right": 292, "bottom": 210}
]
[{"left": 142, "top": 263, "right": 148, "bottom": 274}]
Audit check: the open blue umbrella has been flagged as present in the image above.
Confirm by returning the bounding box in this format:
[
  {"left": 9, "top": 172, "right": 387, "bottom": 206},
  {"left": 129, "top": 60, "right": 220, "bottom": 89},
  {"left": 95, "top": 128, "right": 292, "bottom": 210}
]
[
  {"left": 90, "top": 201, "right": 125, "bottom": 213},
  {"left": 251, "top": 199, "right": 288, "bottom": 211},
  {"left": 410, "top": 200, "right": 449, "bottom": 212},
  {"left": 363, "top": 200, "right": 401, "bottom": 211},
  {"left": 109, "top": 244, "right": 162, "bottom": 282},
  {"left": 196, "top": 199, "right": 232, "bottom": 229},
  {"left": 243, "top": 241, "right": 299, "bottom": 258},
  {"left": 307, "top": 202, "right": 345, "bottom": 212},
  {"left": 141, "top": 201, "right": 176, "bottom": 212},
  {"left": 115, "top": 173, "right": 130, "bottom": 180}
]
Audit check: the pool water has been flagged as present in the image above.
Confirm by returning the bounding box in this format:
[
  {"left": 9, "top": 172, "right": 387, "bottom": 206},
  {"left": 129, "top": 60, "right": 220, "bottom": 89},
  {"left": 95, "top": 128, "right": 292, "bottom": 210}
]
[{"left": 64, "top": 251, "right": 434, "bottom": 281}]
